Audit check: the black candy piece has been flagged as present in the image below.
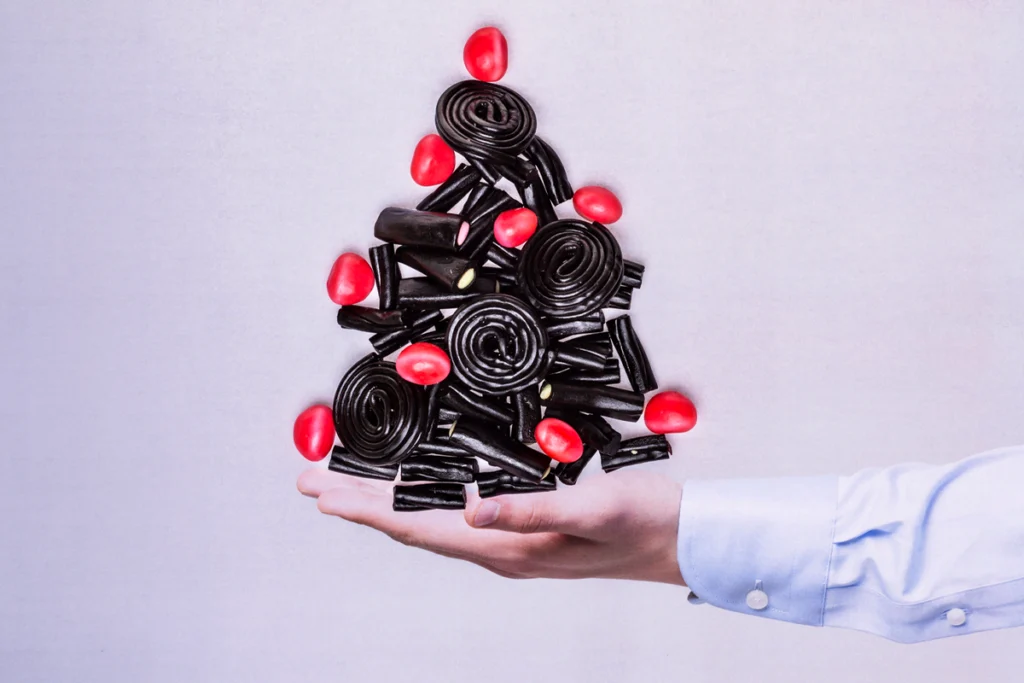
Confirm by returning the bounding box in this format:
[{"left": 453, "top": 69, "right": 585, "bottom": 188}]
[
  {"left": 396, "top": 247, "right": 477, "bottom": 291},
  {"left": 478, "top": 470, "right": 557, "bottom": 498},
  {"left": 328, "top": 446, "right": 399, "bottom": 481},
  {"left": 621, "top": 260, "right": 645, "bottom": 289},
  {"left": 461, "top": 182, "right": 493, "bottom": 220},
  {"left": 374, "top": 207, "right": 468, "bottom": 252},
  {"left": 543, "top": 311, "right": 606, "bottom": 340},
  {"left": 486, "top": 243, "right": 520, "bottom": 272},
  {"left": 608, "top": 315, "right": 658, "bottom": 394},
  {"left": 523, "top": 136, "right": 574, "bottom": 206},
  {"left": 369, "top": 243, "right": 400, "bottom": 310},
  {"left": 397, "top": 277, "right": 499, "bottom": 309},
  {"left": 543, "top": 407, "right": 622, "bottom": 456},
  {"left": 478, "top": 267, "right": 518, "bottom": 289},
  {"left": 512, "top": 387, "right": 541, "bottom": 444},
  {"left": 441, "top": 383, "right": 514, "bottom": 424},
  {"left": 393, "top": 482, "right": 466, "bottom": 511},
  {"left": 337, "top": 306, "right": 406, "bottom": 334},
  {"left": 607, "top": 285, "right": 633, "bottom": 310},
  {"left": 553, "top": 445, "right": 597, "bottom": 486},
  {"left": 368, "top": 310, "right": 444, "bottom": 356},
  {"left": 518, "top": 170, "right": 557, "bottom": 227},
  {"left": 400, "top": 455, "right": 478, "bottom": 483},
  {"left": 435, "top": 80, "right": 537, "bottom": 174},
  {"left": 540, "top": 380, "right": 644, "bottom": 422},
  {"left": 562, "top": 332, "right": 613, "bottom": 359},
  {"left": 550, "top": 343, "right": 607, "bottom": 371},
  {"left": 449, "top": 419, "right": 552, "bottom": 482},
  {"left": 601, "top": 435, "right": 671, "bottom": 473},
  {"left": 416, "top": 163, "right": 482, "bottom": 213},
  {"left": 437, "top": 407, "right": 461, "bottom": 423},
  {"left": 548, "top": 357, "right": 621, "bottom": 385}
]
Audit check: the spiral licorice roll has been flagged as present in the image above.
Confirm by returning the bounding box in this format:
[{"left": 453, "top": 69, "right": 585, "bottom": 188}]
[
  {"left": 333, "top": 359, "right": 428, "bottom": 465},
  {"left": 435, "top": 80, "right": 537, "bottom": 173},
  {"left": 446, "top": 294, "right": 549, "bottom": 395},
  {"left": 517, "top": 220, "right": 624, "bottom": 318}
]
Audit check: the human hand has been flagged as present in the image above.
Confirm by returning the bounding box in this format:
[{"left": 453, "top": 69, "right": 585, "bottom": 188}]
[{"left": 297, "top": 468, "right": 685, "bottom": 585}]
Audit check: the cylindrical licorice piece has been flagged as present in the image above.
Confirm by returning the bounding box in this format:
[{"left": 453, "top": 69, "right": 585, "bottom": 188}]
[
  {"left": 523, "top": 136, "right": 574, "bottom": 206},
  {"left": 393, "top": 482, "right": 466, "bottom": 511},
  {"left": 550, "top": 343, "right": 607, "bottom": 372},
  {"left": 553, "top": 445, "right": 596, "bottom": 486},
  {"left": 328, "top": 446, "right": 399, "bottom": 481},
  {"left": 608, "top": 315, "right": 658, "bottom": 394},
  {"left": 396, "top": 247, "right": 477, "bottom": 291},
  {"left": 478, "top": 267, "right": 518, "bottom": 289},
  {"left": 441, "top": 384, "right": 514, "bottom": 424},
  {"left": 540, "top": 380, "right": 644, "bottom": 422},
  {"left": 461, "top": 182, "right": 493, "bottom": 220},
  {"left": 563, "top": 332, "right": 613, "bottom": 359},
  {"left": 519, "top": 171, "right": 557, "bottom": 227},
  {"left": 544, "top": 310, "right": 606, "bottom": 340},
  {"left": 369, "top": 310, "right": 444, "bottom": 356},
  {"left": 416, "top": 163, "right": 482, "bottom": 213},
  {"left": 437, "top": 407, "right": 460, "bottom": 423},
  {"left": 411, "top": 329, "right": 447, "bottom": 346},
  {"left": 448, "top": 419, "right": 551, "bottom": 482},
  {"left": 512, "top": 387, "right": 541, "bottom": 444},
  {"left": 400, "top": 455, "right": 478, "bottom": 483},
  {"left": 435, "top": 81, "right": 537, "bottom": 174},
  {"left": 425, "top": 382, "right": 443, "bottom": 433},
  {"left": 374, "top": 207, "right": 469, "bottom": 252},
  {"left": 462, "top": 192, "right": 521, "bottom": 264},
  {"left": 477, "top": 469, "right": 557, "bottom": 498},
  {"left": 397, "top": 277, "right": 499, "bottom": 309},
  {"left": 486, "top": 243, "right": 520, "bottom": 272},
  {"left": 607, "top": 285, "right": 633, "bottom": 310},
  {"left": 549, "top": 357, "right": 621, "bottom": 386},
  {"left": 543, "top": 407, "right": 622, "bottom": 455},
  {"left": 621, "top": 260, "right": 645, "bottom": 289},
  {"left": 368, "top": 243, "right": 400, "bottom": 310},
  {"left": 468, "top": 157, "right": 502, "bottom": 185},
  {"left": 337, "top": 306, "right": 406, "bottom": 333},
  {"left": 601, "top": 435, "right": 671, "bottom": 473}
]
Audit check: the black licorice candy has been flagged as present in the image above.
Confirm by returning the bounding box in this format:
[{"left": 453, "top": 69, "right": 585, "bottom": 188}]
[
  {"left": 543, "top": 407, "right": 622, "bottom": 455},
  {"left": 608, "top": 285, "right": 633, "bottom": 310},
  {"left": 369, "top": 310, "right": 444, "bottom": 356},
  {"left": 486, "top": 243, "right": 520, "bottom": 272},
  {"left": 608, "top": 315, "right": 658, "bottom": 394},
  {"left": 368, "top": 243, "right": 400, "bottom": 310},
  {"left": 441, "top": 383, "right": 514, "bottom": 424},
  {"left": 328, "top": 446, "right": 399, "bottom": 481},
  {"left": 553, "top": 445, "right": 596, "bottom": 486},
  {"left": 621, "top": 260, "right": 645, "bottom": 289},
  {"left": 448, "top": 419, "right": 551, "bottom": 482},
  {"left": 400, "top": 455, "right": 478, "bottom": 483},
  {"left": 478, "top": 267, "right": 518, "bottom": 289},
  {"left": 540, "top": 380, "right": 644, "bottom": 422},
  {"left": 563, "top": 332, "right": 613, "bottom": 359},
  {"left": 512, "top": 387, "right": 541, "bottom": 443},
  {"left": 550, "top": 343, "right": 608, "bottom": 372},
  {"left": 395, "top": 246, "right": 478, "bottom": 291},
  {"left": 601, "top": 435, "right": 671, "bottom": 473},
  {"left": 437, "top": 407, "right": 460, "bottom": 423},
  {"left": 518, "top": 171, "right": 557, "bottom": 227},
  {"left": 549, "top": 358, "right": 621, "bottom": 385},
  {"left": 397, "top": 276, "right": 499, "bottom": 309},
  {"left": 523, "top": 136, "right": 573, "bottom": 206},
  {"left": 393, "top": 482, "right": 467, "bottom": 511},
  {"left": 374, "top": 207, "right": 469, "bottom": 252},
  {"left": 477, "top": 470, "right": 557, "bottom": 498},
  {"left": 337, "top": 306, "right": 406, "bottom": 334},
  {"left": 543, "top": 311, "right": 606, "bottom": 340},
  {"left": 461, "top": 182, "right": 493, "bottom": 220},
  {"left": 416, "top": 163, "right": 482, "bottom": 213}
]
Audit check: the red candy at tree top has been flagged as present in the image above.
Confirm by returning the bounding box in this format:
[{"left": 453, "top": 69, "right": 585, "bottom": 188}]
[
  {"left": 326, "top": 252, "right": 375, "bottom": 306},
  {"left": 396, "top": 342, "right": 451, "bottom": 385},
  {"left": 410, "top": 134, "right": 456, "bottom": 186},
  {"left": 573, "top": 186, "right": 623, "bottom": 224},
  {"left": 644, "top": 391, "right": 698, "bottom": 434},
  {"left": 493, "top": 207, "right": 538, "bottom": 248},
  {"left": 293, "top": 404, "right": 335, "bottom": 461},
  {"left": 534, "top": 418, "right": 584, "bottom": 463},
  {"left": 463, "top": 26, "right": 508, "bottom": 82}
]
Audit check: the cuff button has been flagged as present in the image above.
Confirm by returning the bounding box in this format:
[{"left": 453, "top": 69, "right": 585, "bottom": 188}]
[
  {"left": 746, "top": 589, "right": 769, "bottom": 611},
  {"left": 946, "top": 608, "right": 967, "bottom": 627}
]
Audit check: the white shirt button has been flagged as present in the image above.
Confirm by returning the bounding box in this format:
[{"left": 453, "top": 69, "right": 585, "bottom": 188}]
[
  {"left": 946, "top": 608, "right": 967, "bottom": 627},
  {"left": 746, "top": 589, "right": 769, "bottom": 611}
]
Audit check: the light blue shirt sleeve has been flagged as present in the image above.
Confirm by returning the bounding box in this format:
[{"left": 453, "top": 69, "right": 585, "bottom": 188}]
[{"left": 677, "top": 445, "right": 1024, "bottom": 643}]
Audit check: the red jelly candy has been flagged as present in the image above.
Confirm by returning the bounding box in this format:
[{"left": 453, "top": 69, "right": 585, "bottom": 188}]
[
  {"left": 493, "top": 207, "right": 538, "bottom": 248},
  {"left": 535, "top": 418, "right": 584, "bottom": 463},
  {"left": 573, "top": 186, "right": 623, "bottom": 224},
  {"left": 396, "top": 342, "right": 451, "bottom": 385},
  {"left": 293, "top": 404, "right": 334, "bottom": 461},
  {"left": 463, "top": 26, "right": 508, "bottom": 82},
  {"left": 410, "top": 134, "right": 456, "bottom": 186},
  {"left": 644, "top": 391, "right": 698, "bottom": 434},
  {"left": 326, "top": 252, "right": 374, "bottom": 306}
]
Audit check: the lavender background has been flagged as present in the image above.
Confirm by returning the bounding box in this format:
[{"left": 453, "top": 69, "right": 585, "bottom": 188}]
[{"left": 3, "top": 1, "right": 1024, "bottom": 681}]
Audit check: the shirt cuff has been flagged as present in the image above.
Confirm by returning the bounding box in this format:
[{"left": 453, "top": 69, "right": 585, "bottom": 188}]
[{"left": 678, "top": 475, "right": 839, "bottom": 626}]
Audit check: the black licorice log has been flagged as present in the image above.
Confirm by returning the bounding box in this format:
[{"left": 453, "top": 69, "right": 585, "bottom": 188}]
[
  {"left": 518, "top": 171, "right": 557, "bottom": 227},
  {"left": 448, "top": 419, "right": 551, "bottom": 482},
  {"left": 446, "top": 294, "right": 550, "bottom": 395},
  {"left": 461, "top": 191, "right": 520, "bottom": 264},
  {"left": 550, "top": 343, "right": 608, "bottom": 372},
  {"left": 441, "top": 383, "right": 514, "bottom": 424},
  {"left": 601, "top": 435, "right": 671, "bottom": 473},
  {"left": 337, "top": 306, "right": 405, "bottom": 334},
  {"left": 374, "top": 207, "right": 468, "bottom": 252},
  {"left": 400, "top": 455, "right": 478, "bottom": 483},
  {"left": 563, "top": 332, "right": 613, "bottom": 359},
  {"left": 608, "top": 315, "right": 658, "bottom": 394},
  {"left": 369, "top": 310, "right": 444, "bottom": 356},
  {"left": 518, "top": 220, "right": 624, "bottom": 318},
  {"left": 393, "top": 482, "right": 466, "bottom": 511},
  {"left": 328, "top": 446, "right": 399, "bottom": 481},
  {"left": 607, "top": 285, "right": 633, "bottom": 310},
  {"left": 461, "top": 183, "right": 493, "bottom": 220},
  {"left": 486, "top": 243, "right": 520, "bottom": 272},
  {"left": 414, "top": 436, "right": 469, "bottom": 458},
  {"left": 437, "top": 407, "right": 460, "bottom": 423},
  {"left": 553, "top": 445, "right": 597, "bottom": 486},
  {"left": 333, "top": 358, "right": 428, "bottom": 464},
  {"left": 416, "top": 163, "right": 482, "bottom": 213},
  {"left": 369, "top": 243, "right": 400, "bottom": 310},
  {"left": 512, "top": 387, "right": 541, "bottom": 443},
  {"left": 621, "top": 260, "right": 645, "bottom": 289},
  {"left": 540, "top": 380, "right": 644, "bottom": 422},
  {"left": 549, "top": 357, "right": 621, "bottom": 385},
  {"left": 396, "top": 247, "right": 477, "bottom": 291},
  {"left": 478, "top": 470, "right": 557, "bottom": 498},
  {"left": 435, "top": 81, "right": 537, "bottom": 175},
  {"left": 479, "top": 267, "right": 518, "bottom": 289},
  {"left": 544, "top": 407, "right": 622, "bottom": 455},
  {"left": 543, "top": 311, "right": 606, "bottom": 340},
  {"left": 398, "top": 277, "right": 499, "bottom": 309},
  {"left": 524, "top": 136, "right": 573, "bottom": 206}
]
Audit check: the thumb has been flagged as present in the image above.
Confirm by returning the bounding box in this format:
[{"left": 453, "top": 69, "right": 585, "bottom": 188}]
[{"left": 464, "top": 487, "right": 596, "bottom": 536}]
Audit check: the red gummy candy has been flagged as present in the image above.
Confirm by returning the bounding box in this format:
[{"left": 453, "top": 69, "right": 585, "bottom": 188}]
[
  {"left": 293, "top": 404, "right": 334, "bottom": 461},
  {"left": 493, "top": 207, "right": 538, "bottom": 248},
  {"left": 326, "top": 253, "right": 374, "bottom": 306},
  {"left": 410, "top": 134, "right": 456, "bottom": 186},
  {"left": 463, "top": 26, "right": 508, "bottom": 82},
  {"left": 535, "top": 418, "right": 584, "bottom": 463},
  {"left": 644, "top": 391, "right": 697, "bottom": 434},
  {"left": 396, "top": 342, "right": 451, "bottom": 385},
  {"left": 573, "top": 186, "right": 623, "bottom": 224}
]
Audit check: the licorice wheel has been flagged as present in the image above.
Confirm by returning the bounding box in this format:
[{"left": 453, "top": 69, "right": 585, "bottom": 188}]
[{"left": 435, "top": 80, "right": 537, "bottom": 173}]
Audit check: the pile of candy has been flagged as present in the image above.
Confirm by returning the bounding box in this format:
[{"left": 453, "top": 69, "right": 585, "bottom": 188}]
[{"left": 293, "top": 28, "right": 697, "bottom": 511}]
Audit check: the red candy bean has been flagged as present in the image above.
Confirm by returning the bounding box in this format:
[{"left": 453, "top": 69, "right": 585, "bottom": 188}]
[
  {"left": 463, "top": 26, "right": 508, "bottom": 82},
  {"left": 293, "top": 404, "right": 335, "bottom": 461},
  {"left": 493, "top": 207, "right": 538, "bottom": 248},
  {"left": 573, "top": 186, "right": 623, "bottom": 224},
  {"left": 410, "top": 134, "right": 456, "bottom": 186},
  {"left": 644, "top": 391, "right": 697, "bottom": 434},
  {"left": 396, "top": 342, "right": 451, "bottom": 385},
  {"left": 326, "top": 252, "right": 374, "bottom": 306},
  {"left": 535, "top": 418, "right": 584, "bottom": 463}
]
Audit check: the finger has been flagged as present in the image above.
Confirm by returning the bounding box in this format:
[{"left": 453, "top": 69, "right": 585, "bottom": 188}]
[
  {"left": 297, "top": 468, "right": 391, "bottom": 498},
  {"left": 463, "top": 485, "right": 613, "bottom": 538}
]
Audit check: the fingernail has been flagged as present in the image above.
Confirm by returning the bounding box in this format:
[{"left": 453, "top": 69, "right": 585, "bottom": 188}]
[{"left": 473, "top": 500, "right": 500, "bottom": 527}]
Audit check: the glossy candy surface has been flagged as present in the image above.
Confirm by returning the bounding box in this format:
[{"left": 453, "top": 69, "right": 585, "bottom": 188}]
[
  {"left": 644, "top": 391, "right": 698, "bottom": 434},
  {"left": 573, "top": 186, "right": 623, "bottom": 224},
  {"left": 535, "top": 418, "right": 584, "bottom": 463},
  {"left": 493, "top": 207, "right": 537, "bottom": 248},
  {"left": 396, "top": 342, "right": 451, "bottom": 385},
  {"left": 411, "top": 133, "right": 456, "bottom": 186},
  {"left": 293, "top": 404, "right": 334, "bottom": 462},
  {"left": 326, "top": 253, "right": 374, "bottom": 306},
  {"left": 463, "top": 27, "right": 508, "bottom": 82}
]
